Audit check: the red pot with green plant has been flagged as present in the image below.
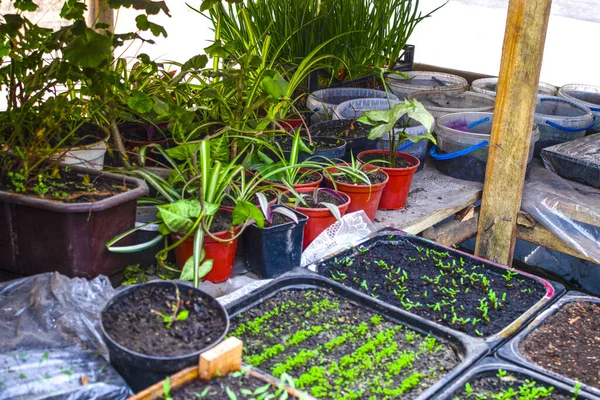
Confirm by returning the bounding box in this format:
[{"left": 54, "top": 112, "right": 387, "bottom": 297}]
[
  {"left": 283, "top": 187, "right": 351, "bottom": 249},
  {"left": 323, "top": 157, "right": 389, "bottom": 220},
  {"left": 357, "top": 99, "right": 436, "bottom": 210}
]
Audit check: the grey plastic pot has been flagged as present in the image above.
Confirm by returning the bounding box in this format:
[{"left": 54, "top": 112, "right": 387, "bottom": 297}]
[{"left": 0, "top": 163, "right": 148, "bottom": 278}]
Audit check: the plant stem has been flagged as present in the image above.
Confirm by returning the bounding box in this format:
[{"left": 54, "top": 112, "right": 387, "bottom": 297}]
[{"left": 110, "top": 118, "right": 131, "bottom": 168}]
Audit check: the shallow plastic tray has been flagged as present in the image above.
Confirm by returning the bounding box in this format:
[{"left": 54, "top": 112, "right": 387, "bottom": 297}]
[
  {"left": 541, "top": 133, "right": 600, "bottom": 188},
  {"left": 307, "top": 231, "right": 565, "bottom": 350},
  {"left": 226, "top": 274, "right": 489, "bottom": 400},
  {"left": 497, "top": 291, "right": 600, "bottom": 398},
  {"left": 435, "top": 357, "right": 600, "bottom": 399}
]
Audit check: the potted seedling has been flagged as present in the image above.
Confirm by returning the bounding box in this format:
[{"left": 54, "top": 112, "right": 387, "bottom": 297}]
[
  {"left": 357, "top": 99, "right": 435, "bottom": 210},
  {"left": 283, "top": 187, "right": 350, "bottom": 249},
  {"left": 241, "top": 193, "right": 308, "bottom": 278},
  {"left": 310, "top": 119, "right": 381, "bottom": 161},
  {"left": 100, "top": 281, "right": 229, "bottom": 392},
  {"left": 323, "top": 153, "right": 389, "bottom": 221}
]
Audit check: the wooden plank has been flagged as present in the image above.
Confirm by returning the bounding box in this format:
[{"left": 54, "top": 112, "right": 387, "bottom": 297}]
[
  {"left": 374, "top": 160, "right": 482, "bottom": 234},
  {"left": 87, "top": 0, "right": 114, "bottom": 31},
  {"left": 475, "top": 0, "right": 553, "bottom": 265},
  {"left": 129, "top": 366, "right": 198, "bottom": 400},
  {"left": 199, "top": 337, "right": 243, "bottom": 380},
  {"left": 516, "top": 213, "right": 598, "bottom": 264},
  {"left": 422, "top": 208, "right": 480, "bottom": 247}
]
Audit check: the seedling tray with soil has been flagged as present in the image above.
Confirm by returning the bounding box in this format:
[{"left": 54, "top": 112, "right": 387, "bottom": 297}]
[
  {"left": 309, "top": 231, "right": 562, "bottom": 349},
  {"left": 497, "top": 292, "right": 600, "bottom": 398},
  {"left": 435, "top": 358, "right": 599, "bottom": 400},
  {"left": 226, "top": 275, "right": 489, "bottom": 400},
  {"left": 100, "top": 281, "right": 229, "bottom": 392}
]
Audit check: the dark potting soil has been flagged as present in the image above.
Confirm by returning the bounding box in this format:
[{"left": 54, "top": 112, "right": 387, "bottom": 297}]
[
  {"left": 0, "top": 162, "right": 131, "bottom": 203},
  {"left": 452, "top": 370, "right": 573, "bottom": 399},
  {"left": 330, "top": 170, "right": 387, "bottom": 185},
  {"left": 360, "top": 152, "right": 413, "bottom": 169},
  {"left": 210, "top": 210, "right": 234, "bottom": 233},
  {"left": 311, "top": 120, "right": 372, "bottom": 140},
  {"left": 298, "top": 172, "right": 321, "bottom": 184},
  {"left": 102, "top": 283, "right": 226, "bottom": 357},
  {"left": 315, "top": 238, "right": 546, "bottom": 338},
  {"left": 230, "top": 289, "right": 460, "bottom": 399},
  {"left": 284, "top": 190, "right": 346, "bottom": 208},
  {"left": 520, "top": 301, "right": 600, "bottom": 390},
  {"left": 266, "top": 212, "right": 295, "bottom": 227},
  {"left": 171, "top": 370, "right": 292, "bottom": 400}
]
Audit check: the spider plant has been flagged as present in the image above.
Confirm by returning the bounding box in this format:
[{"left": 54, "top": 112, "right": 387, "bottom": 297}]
[
  {"left": 323, "top": 152, "right": 376, "bottom": 187},
  {"left": 358, "top": 98, "right": 435, "bottom": 168},
  {"left": 255, "top": 192, "right": 299, "bottom": 226},
  {"left": 283, "top": 187, "right": 346, "bottom": 221}
]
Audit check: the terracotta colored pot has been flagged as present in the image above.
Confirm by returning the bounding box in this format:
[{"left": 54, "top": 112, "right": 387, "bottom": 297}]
[
  {"left": 323, "top": 166, "right": 389, "bottom": 221},
  {"left": 261, "top": 170, "right": 323, "bottom": 191},
  {"left": 220, "top": 190, "right": 279, "bottom": 213},
  {"left": 172, "top": 215, "right": 241, "bottom": 283},
  {"left": 287, "top": 187, "right": 351, "bottom": 249},
  {"left": 357, "top": 150, "right": 420, "bottom": 210}
]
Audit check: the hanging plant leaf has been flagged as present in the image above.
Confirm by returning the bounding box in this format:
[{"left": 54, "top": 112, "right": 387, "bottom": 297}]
[
  {"left": 262, "top": 70, "right": 289, "bottom": 99},
  {"left": 63, "top": 27, "right": 112, "bottom": 68},
  {"left": 135, "top": 14, "right": 167, "bottom": 37},
  {"left": 127, "top": 90, "right": 154, "bottom": 114}
]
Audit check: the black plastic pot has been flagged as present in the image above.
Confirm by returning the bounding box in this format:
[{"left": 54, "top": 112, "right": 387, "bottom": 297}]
[
  {"left": 497, "top": 291, "right": 600, "bottom": 398},
  {"left": 307, "top": 230, "right": 564, "bottom": 350},
  {"left": 133, "top": 205, "right": 177, "bottom": 267},
  {"left": 226, "top": 274, "right": 489, "bottom": 399},
  {"left": 279, "top": 136, "right": 347, "bottom": 162},
  {"left": 541, "top": 133, "right": 600, "bottom": 188},
  {"left": 0, "top": 164, "right": 148, "bottom": 279},
  {"left": 435, "top": 357, "right": 600, "bottom": 399},
  {"left": 241, "top": 206, "right": 308, "bottom": 278},
  {"left": 100, "top": 281, "right": 230, "bottom": 393},
  {"left": 310, "top": 120, "right": 379, "bottom": 161}
]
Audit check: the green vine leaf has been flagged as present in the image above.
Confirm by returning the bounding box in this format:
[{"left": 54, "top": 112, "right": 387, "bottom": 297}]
[
  {"left": 63, "top": 27, "right": 112, "bottom": 68},
  {"left": 128, "top": 90, "right": 154, "bottom": 114}
]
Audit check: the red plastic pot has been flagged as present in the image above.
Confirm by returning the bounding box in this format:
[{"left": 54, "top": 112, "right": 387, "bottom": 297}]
[
  {"left": 220, "top": 190, "right": 279, "bottom": 213},
  {"left": 357, "top": 150, "right": 420, "bottom": 210},
  {"left": 172, "top": 218, "right": 241, "bottom": 284},
  {"left": 323, "top": 166, "right": 389, "bottom": 221},
  {"left": 287, "top": 187, "right": 351, "bottom": 249},
  {"left": 261, "top": 170, "right": 323, "bottom": 191}
]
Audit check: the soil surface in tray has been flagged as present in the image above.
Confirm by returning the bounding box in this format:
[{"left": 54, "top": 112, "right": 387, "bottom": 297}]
[
  {"left": 520, "top": 301, "right": 600, "bottom": 390},
  {"left": 311, "top": 120, "right": 372, "bottom": 140},
  {"left": 328, "top": 170, "right": 387, "bottom": 185},
  {"left": 230, "top": 288, "right": 460, "bottom": 399},
  {"left": 102, "top": 283, "right": 226, "bottom": 357},
  {"left": 315, "top": 238, "right": 546, "bottom": 337},
  {"left": 171, "top": 369, "right": 293, "bottom": 400},
  {"left": 452, "top": 370, "right": 574, "bottom": 399},
  {"left": 360, "top": 152, "right": 413, "bottom": 168}
]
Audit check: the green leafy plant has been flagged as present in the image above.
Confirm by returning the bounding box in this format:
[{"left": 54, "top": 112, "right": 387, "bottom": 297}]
[
  {"left": 358, "top": 98, "right": 435, "bottom": 168},
  {"left": 283, "top": 187, "right": 346, "bottom": 221},
  {"left": 150, "top": 284, "right": 189, "bottom": 329}
]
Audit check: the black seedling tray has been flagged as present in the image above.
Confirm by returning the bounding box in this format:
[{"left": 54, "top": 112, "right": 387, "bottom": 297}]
[
  {"left": 541, "top": 133, "right": 600, "bottom": 188},
  {"left": 226, "top": 274, "right": 489, "bottom": 400},
  {"left": 497, "top": 291, "right": 600, "bottom": 398},
  {"left": 307, "top": 231, "right": 565, "bottom": 350},
  {"left": 435, "top": 357, "right": 600, "bottom": 399}
]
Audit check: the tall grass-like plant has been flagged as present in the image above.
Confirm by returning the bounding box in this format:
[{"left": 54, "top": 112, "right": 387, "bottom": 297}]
[{"left": 204, "top": 0, "right": 444, "bottom": 80}]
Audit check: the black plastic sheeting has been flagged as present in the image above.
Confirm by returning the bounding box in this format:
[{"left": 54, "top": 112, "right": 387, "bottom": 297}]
[{"left": 0, "top": 273, "right": 131, "bottom": 400}]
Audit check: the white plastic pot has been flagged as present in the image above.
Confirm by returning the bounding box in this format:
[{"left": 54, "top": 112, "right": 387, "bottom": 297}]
[
  {"left": 307, "top": 88, "right": 398, "bottom": 123},
  {"left": 471, "top": 77, "right": 557, "bottom": 98},
  {"left": 59, "top": 137, "right": 108, "bottom": 170},
  {"left": 385, "top": 71, "right": 468, "bottom": 100},
  {"left": 408, "top": 91, "right": 496, "bottom": 119},
  {"left": 558, "top": 84, "right": 600, "bottom": 134}
]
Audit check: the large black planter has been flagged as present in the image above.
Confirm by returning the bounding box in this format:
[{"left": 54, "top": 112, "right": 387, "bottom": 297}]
[
  {"left": 100, "top": 281, "right": 230, "bottom": 393},
  {"left": 0, "top": 164, "right": 148, "bottom": 279},
  {"left": 241, "top": 205, "right": 308, "bottom": 278}
]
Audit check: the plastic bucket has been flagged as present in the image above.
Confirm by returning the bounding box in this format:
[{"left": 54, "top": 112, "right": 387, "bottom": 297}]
[
  {"left": 471, "top": 77, "right": 557, "bottom": 98},
  {"left": 385, "top": 71, "right": 468, "bottom": 100},
  {"left": 59, "top": 138, "right": 108, "bottom": 170},
  {"left": 431, "top": 112, "right": 540, "bottom": 183},
  {"left": 307, "top": 88, "right": 398, "bottom": 123},
  {"left": 334, "top": 98, "right": 401, "bottom": 120},
  {"left": 376, "top": 123, "right": 429, "bottom": 171},
  {"left": 558, "top": 84, "right": 600, "bottom": 134},
  {"left": 408, "top": 90, "right": 496, "bottom": 119},
  {"left": 533, "top": 96, "right": 595, "bottom": 157}
]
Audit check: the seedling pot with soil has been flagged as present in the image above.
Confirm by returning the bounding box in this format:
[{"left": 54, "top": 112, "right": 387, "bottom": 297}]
[
  {"left": 284, "top": 187, "right": 351, "bottom": 249},
  {"left": 225, "top": 275, "right": 489, "bottom": 400},
  {"left": 310, "top": 231, "right": 563, "bottom": 349},
  {"left": 172, "top": 210, "right": 241, "bottom": 283},
  {"left": 261, "top": 170, "right": 324, "bottom": 191},
  {"left": 0, "top": 163, "right": 148, "bottom": 279},
  {"left": 310, "top": 120, "right": 380, "bottom": 161},
  {"left": 276, "top": 136, "right": 347, "bottom": 163},
  {"left": 100, "top": 281, "right": 229, "bottom": 393},
  {"left": 323, "top": 166, "right": 389, "bottom": 221},
  {"left": 435, "top": 357, "right": 599, "bottom": 399},
  {"left": 497, "top": 291, "right": 600, "bottom": 398},
  {"left": 358, "top": 150, "right": 420, "bottom": 210},
  {"left": 241, "top": 205, "right": 308, "bottom": 279}
]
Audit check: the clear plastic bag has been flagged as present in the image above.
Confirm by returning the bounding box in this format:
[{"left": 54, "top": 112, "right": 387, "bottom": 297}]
[
  {"left": 301, "top": 211, "right": 377, "bottom": 266},
  {"left": 522, "top": 165, "right": 600, "bottom": 264},
  {"left": 0, "top": 273, "right": 131, "bottom": 400}
]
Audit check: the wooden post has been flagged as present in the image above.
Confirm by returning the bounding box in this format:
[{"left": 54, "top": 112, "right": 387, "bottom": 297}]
[
  {"left": 87, "top": 0, "right": 114, "bottom": 31},
  {"left": 475, "top": 0, "right": 552, "bottom": 265},
  {"left": 198, "top": 337, "right": 243, "bottom": 380}
]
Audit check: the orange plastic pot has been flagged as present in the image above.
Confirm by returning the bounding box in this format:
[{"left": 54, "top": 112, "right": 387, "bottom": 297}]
[
  {"left": 288, "top": 187, "right": 351, "bottom": 249},
  {"left": 172, "top": 223, "right": 241, "bottom": 284},
  {"left": 357, "top": 150, "right": 420, "bottom": 210},
  {"left": 323, "top": 166, "right": 389, "bottom": 221}
]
